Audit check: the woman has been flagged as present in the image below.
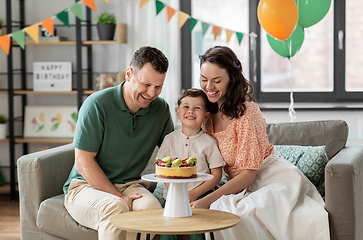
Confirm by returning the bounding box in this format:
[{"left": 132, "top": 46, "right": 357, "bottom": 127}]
[{"left": 191, "top": 46, "right": 330, "bottom": 240}]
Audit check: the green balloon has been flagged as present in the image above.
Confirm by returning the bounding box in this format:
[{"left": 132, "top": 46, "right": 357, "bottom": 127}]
[
  {"left": 267, "top": 25, "right": 304, "bottom": 58},
  {"left": 295, "top": 0, "right": 332, "bottom": 28}
]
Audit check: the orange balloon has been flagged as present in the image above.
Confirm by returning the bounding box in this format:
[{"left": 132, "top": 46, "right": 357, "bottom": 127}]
[{"left": 257, "top": 0, "right": 299, "bottom": 41}]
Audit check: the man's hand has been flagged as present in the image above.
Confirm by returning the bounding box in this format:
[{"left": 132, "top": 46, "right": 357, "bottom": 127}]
[{"left": 120, "top": 193, "right": 142, "bottom": 211}]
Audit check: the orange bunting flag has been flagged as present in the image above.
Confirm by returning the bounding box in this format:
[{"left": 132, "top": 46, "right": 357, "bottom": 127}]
[
  {"left": 178, "top": 11, "right": 189, "bottom": 29},
  {"left": 41, "top": 17, "right": 54, "bottom": 36},
  {"left": 83, "top": 0, "right": 97, "bottom": 12},
  {"left": 103, "top": 0, "right": 109, "bottom": 3},
  {"left": 25, "top": 24, "right": 40, "bottom": 43},
  {"left": 213, "top": 26, "right": 221, "bottom": 40},
  {"left": 140, "top": 0, "right": 150, "bottom": 8},
  {"left": 0, "top": 35, "right": 11, "bottom": 55},
  {"left": 166, "top": 6, "right": 176, "bottom": 22},
  {"left": 225, "top": 29, "right": 233, "bottom": 43}
]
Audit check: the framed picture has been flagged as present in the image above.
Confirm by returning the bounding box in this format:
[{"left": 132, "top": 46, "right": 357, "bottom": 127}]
[
  {"left": 24, "top": 106, "right": 78, "bottom": 138},
  {"left": 33, "top": 62, "right": 72, "bottom": 91}
]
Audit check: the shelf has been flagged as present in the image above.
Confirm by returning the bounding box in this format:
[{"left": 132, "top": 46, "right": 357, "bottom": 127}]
[
  {"left": 0, "top": 184, "right": 18, "bottom": 193},
  {"left": 13, "top": 23, "right": 127, "bottom": 46},
  {"left": 0, "top": 139, "right": 9, "bottom": 143},
  {"left": 15, "top": 138, "right": 73, "bottom": 144}
]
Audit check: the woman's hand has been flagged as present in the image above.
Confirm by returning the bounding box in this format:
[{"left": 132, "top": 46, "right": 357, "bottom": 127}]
[{"left": 190, "top": 198, "right": 211, "bottom": 209}]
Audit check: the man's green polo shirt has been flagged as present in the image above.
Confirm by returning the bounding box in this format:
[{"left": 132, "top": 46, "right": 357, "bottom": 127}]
[{"left": 63, "top": 82, "right": 174, "bottom": 194}]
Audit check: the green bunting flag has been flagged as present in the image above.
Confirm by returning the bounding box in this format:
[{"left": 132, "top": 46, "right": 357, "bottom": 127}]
[
  {"left": 57, "top": 10, "right": 70, "bottom": 27},
  {"left": 236, "top": 32, "right": 244, "bottom": 45},
  {"left": 201, "top": 22, "right": 210, "bottom": 37},
  {"left": 155, "top": 0, "right": 165, "bottom": 15},
  {"left": 69, "top": 3, "right": 84, "bottom": 21},
  {"left": 189, "top": 17, "right": 198, "bottom": 32},
  {"left": 12, "top": 30, "right": 25, "bottom": 49}
]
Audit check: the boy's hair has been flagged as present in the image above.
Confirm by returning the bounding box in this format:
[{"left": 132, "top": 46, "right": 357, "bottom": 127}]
[
  {"left": 129, "top": 46, "right": 169, "bottom": 74},
  {"left": 177, "top": 88, "right": 210, "bottom": 111}
]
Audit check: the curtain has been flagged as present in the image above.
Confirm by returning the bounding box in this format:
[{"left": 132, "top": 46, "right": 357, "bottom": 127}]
[{"left": 125, "top": 0, "right": 181, "bottom": 123}]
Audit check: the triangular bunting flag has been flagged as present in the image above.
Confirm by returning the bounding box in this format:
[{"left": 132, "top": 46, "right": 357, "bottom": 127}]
[
  {"left": 178, "top": 11, "right": 189, "bottom": 29},
  {"left": 25, "top": 24, "right": 39, "bottom": 43},
  {"left": 70, "top": 3, "right": 84, "bottom": 21},
  {"left": 166, "top": 6, "right": 176, "bottom": 22},
  {"left": 140, "top": 0, "right": 150, "bottom": 8},
  {"left": 103, "top": 0, "right": 109, "bottom": 3},
  {"left": 57, "top": 10, "right": 70, "bottom": 28},
  {"left": 155, "top": 0, "right": 165, "bottom": 15},
  {"left": 213, "top": 26, "right": 221, "bottom": 40},
  {"left": 189, "top": 17, "right": 198, "bottom": 32},
  {"left": 236, "top": 32, "right": 244, "bottom": 45},
  {"left": 41, "top": 17, "right": 54, "bottom": 36},
  {"left": 201, "top": 22, "right": 210, "bottom": 37},
  {"left": 0, "top": 35, "right": 11, "bottom": 55},
  {"left": 12, "top": 30, "right": 25, "bottom": 49},
  {"left": 225, "top": 29, "right": 233, "bottom": 43},
  {"left": 83, "top": 0, "right": 97, "bottom": 12}
]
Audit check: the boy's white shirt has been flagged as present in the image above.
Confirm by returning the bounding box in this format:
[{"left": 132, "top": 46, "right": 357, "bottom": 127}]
[{"left": 156, "top": 128, "right": 225, "bottom": 199}]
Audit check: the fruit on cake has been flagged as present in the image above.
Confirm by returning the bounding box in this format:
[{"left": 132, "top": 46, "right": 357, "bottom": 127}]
[{"left": 155, "top": 156, "right": 197, "bottom": 179}]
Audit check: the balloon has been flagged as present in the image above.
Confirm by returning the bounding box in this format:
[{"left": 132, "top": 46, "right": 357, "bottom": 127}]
[
  {"left": 267, "top": 25, "right": 305, "bottom": 58},
  {"left": 257, "top": 0, "right": 299, "bottom": 41},
  {"left": 296, "top": 0, "right": 332, "bottom": 28}
]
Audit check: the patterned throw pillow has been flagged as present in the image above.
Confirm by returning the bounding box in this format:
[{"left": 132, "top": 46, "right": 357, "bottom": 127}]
[
  {"left": 274, "top": 145, "right": 329, "bottom": 198},
  {"left": 153, "top": 182, "right": 166, "bottom": 207}
]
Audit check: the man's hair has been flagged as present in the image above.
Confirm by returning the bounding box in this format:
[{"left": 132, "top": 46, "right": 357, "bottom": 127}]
[
  {"left": 177, "top": 88, "right": 210, "bottom": 111},
  {"left": 129, "top": 46, "right": 169, "bottom": 74}
]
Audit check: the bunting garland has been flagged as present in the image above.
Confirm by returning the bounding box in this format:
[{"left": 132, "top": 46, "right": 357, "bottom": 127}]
[
  {"left": 145, "top": 0, "right": 251, "bottom": 45},
  {"left": 0, "top": 0, "right": 109, "bottom": 55},
  {"left": 0, "top": 0, "right": 254, "bottom": 55}
]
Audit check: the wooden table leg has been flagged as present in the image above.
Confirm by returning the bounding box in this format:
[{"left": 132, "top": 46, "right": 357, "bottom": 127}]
[
  {"left": 146, "top": 233, "right": 151, "bottom": 240},
  {"left": 136, "top": 232, "right": 141, "bottom": 240}
]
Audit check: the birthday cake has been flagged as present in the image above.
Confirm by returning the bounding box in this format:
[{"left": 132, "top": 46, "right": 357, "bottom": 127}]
[{"left": 155, "top": 157, "right": 197, "bottom": 179}]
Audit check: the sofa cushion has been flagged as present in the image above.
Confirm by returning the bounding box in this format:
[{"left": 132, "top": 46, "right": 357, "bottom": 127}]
[
  {"left": 37, "top": 194, "right": 97, "bottom": 240},
  {"left": 266, "top": 120, "right": 348, "bottom": 159},
  {"left": 274, "top": 145, "right": 329, "bottom": 197}
]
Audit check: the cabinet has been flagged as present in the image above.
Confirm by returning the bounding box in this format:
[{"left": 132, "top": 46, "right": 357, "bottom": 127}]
[{"left": 2, "top": 0, "right": 126, "bottom": 201}]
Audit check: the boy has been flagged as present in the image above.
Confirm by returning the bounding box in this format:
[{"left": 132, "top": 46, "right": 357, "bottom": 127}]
[{"left": 157, "top": 88, "right": 225, "bottom": 203}]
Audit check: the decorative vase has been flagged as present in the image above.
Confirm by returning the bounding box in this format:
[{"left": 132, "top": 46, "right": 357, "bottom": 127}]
[
  {"left": 0, "top": 124, "right": 7, "bottom": 140},
  {"left": 97, "top": 24, "right": 116, "bottom": 41}
]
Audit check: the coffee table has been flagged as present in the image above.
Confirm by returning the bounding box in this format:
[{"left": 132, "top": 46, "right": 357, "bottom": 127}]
[{"left": 110, "top": 208, "right": 240, "bottom": 240}]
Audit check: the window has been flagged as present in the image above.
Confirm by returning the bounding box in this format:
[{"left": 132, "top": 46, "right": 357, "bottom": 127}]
[
  {"left": 185, "top": 0, "right": 363, "bottom": 103},
  {"left": 251, "top": 0, "right": 363, "bottom": 102},
  {"left": 190, "top": 0, "right": 249, "bottom": 89}
]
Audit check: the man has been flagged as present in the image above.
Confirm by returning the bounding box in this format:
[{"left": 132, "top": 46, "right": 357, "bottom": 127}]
[{"left": 63, "top": 46, "right": 174, "bottom": 240}]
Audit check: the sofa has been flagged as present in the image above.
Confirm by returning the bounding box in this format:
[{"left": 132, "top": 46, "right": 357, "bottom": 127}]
[{"left": 17, "top": 120, "right": 363, "bottom": 240}]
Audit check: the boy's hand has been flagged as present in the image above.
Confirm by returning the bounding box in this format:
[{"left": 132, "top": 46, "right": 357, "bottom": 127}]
[
  {"left": 190, "top": 198, "right": 210, "bottom": 209},
  {"left": 120, "top": 193, "right": 142, "bottom": 210},
  {"left": 188, "top": 189, "right": 199, "bottom": 202}
]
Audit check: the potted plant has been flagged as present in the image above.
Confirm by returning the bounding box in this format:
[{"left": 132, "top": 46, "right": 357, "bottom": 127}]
[
  {"left": 0, "top": 114, "right": 8, "bottom": 140},
  {"left": 0, "top": 18, "right": 4, "bottom": 36},
  {"left": 96, "top": 12, "right": 117, "bottom": 41}
]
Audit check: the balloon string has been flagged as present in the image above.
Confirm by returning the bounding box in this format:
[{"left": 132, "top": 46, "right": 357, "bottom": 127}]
[
  {"left": 288, "top": 59, "right": 296, "bottom": 122},
  {"left": 249, "top": 32, "right": 258, "bottom": 83}
]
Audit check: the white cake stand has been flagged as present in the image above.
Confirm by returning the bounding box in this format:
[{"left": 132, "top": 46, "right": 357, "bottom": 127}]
[{"left": 142, "top": 173, "right": 213, "bottom": 218}]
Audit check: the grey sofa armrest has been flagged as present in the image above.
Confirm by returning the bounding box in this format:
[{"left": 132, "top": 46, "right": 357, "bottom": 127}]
[
  {"left": 325, "top": 144, "right": 363, "bottom": 240},
  {"left": 17, "top": 143, "right": 75, "bottom": 240}
]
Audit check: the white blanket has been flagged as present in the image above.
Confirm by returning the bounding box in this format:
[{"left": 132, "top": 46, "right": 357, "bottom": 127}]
[{"left": 210, "top": 153, "right": 330, "bottom": 240}]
